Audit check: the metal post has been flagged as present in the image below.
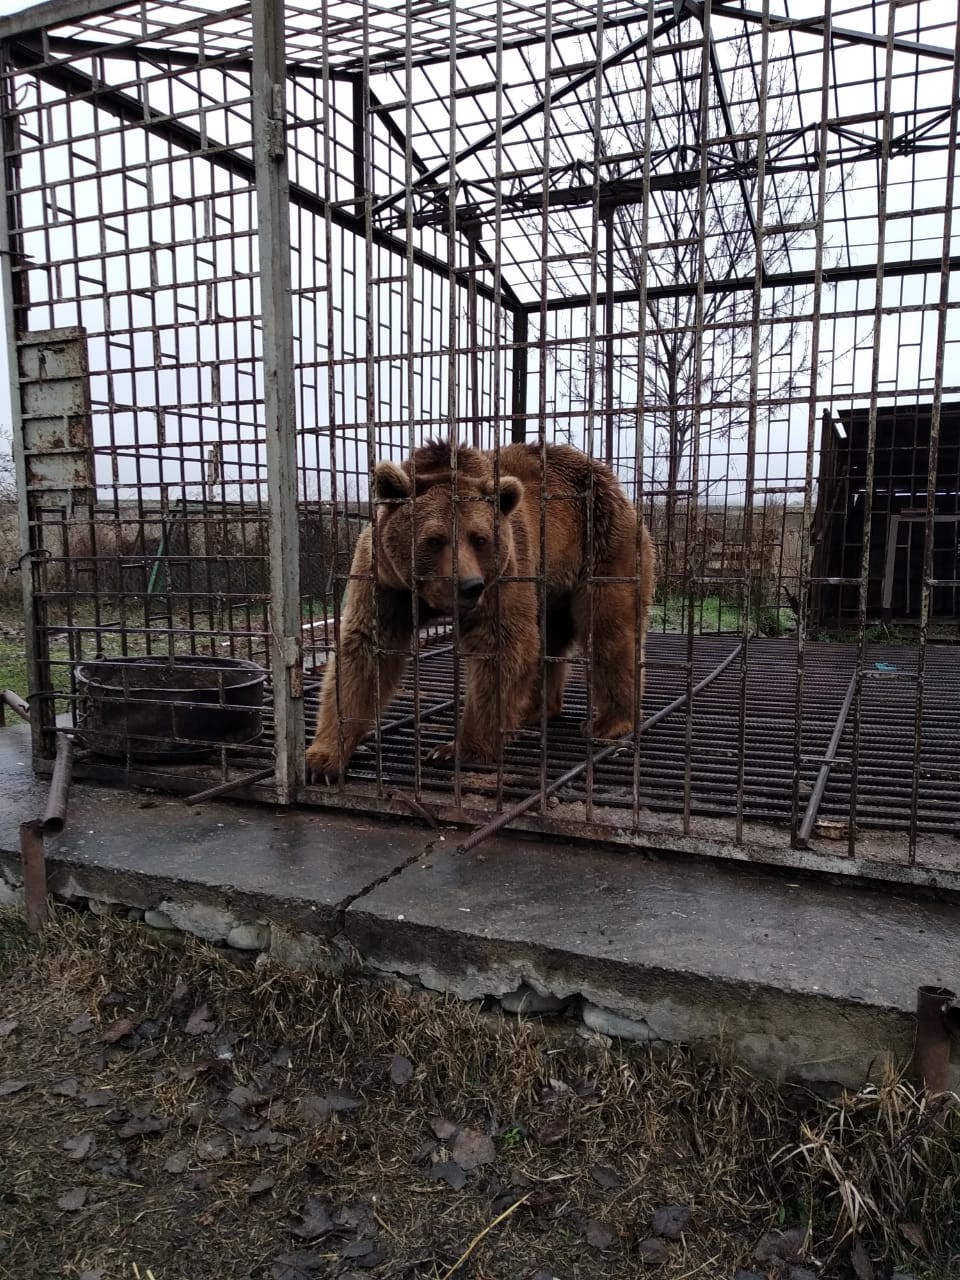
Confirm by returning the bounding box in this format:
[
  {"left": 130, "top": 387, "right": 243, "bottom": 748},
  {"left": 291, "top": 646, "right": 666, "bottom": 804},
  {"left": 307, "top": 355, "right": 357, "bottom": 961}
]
[
  {"left": 467, "top": 221, "right": 481, "bottom": 449},
  {"left": 603, "top": 205, "right": 615, "bottom": 466},
  {"left": 20, "top": 820, "right": 47, "bottom": 933},
  {"left": 252, "top": 0, "right": 304, "bottom": 802},
  {"left": 510, "top": 309, "right": 528, "bottom": 442},
  {"left": 912, "top": 986, "right": 957, "bottom": 1094},
  {"left": 0, "top": 53, "right": 43, "bottom": 770}
]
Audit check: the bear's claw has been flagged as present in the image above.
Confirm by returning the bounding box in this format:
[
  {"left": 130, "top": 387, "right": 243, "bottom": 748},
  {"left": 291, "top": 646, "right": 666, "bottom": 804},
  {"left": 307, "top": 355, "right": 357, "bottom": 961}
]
[
  {"left": 580, "top": 716, "right": 634, "bottom": 742},
  {"left": 428, "top": 740, "right": 493, "bottom": 764},
  {"left": 305, "top": 745, "right": 342, "bottom": 785}
]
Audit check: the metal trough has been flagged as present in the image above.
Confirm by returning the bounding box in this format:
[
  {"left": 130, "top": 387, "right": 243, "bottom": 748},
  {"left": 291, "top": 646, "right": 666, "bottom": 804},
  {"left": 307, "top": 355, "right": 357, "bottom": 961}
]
[{"left": 76, "top": 656, "right": 266, "bottom": 763}]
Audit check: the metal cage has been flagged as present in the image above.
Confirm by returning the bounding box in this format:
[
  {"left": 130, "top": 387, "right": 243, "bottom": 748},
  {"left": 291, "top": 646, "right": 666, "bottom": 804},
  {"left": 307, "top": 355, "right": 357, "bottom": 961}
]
[{"left": 1, "top": 0, "right": 958, "bottom": 888}]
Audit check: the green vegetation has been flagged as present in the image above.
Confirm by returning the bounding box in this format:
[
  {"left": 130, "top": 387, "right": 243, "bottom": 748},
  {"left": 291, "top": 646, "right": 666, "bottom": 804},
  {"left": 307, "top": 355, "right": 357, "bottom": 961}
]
[{"left": 652, "top": 592, "right": 798, "bottom": 638}]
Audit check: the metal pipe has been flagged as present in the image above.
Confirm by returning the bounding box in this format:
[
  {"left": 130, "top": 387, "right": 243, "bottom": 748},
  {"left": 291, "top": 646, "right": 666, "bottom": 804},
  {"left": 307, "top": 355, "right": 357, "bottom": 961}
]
[
  {"left": 457, "top": 641, "right": 744, "bottom": 853},
  {"left": 1, "top": 688, "right": 30, "bottom": 722},
  {"left": 20, "top": 819, "right": 47, "bottom": 933},
  {"left": 379, "top": 697, "right": 456, "bottom": 736},
  {"left": 183, "top": 766, "right": 274, "bottom": 806},
  {"left": 42, "top": 733, "right": 74, "bottom": 836},
  {"left": 795, "top": 667, "right": 857, "bottom": 848},
  {"left": 912, "top": 985, "right": 957, "bottom": 1094}
]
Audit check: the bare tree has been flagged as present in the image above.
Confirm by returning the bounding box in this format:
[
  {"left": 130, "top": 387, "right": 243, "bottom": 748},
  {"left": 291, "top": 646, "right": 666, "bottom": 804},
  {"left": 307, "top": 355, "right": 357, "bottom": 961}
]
[
  {"left": 551, "top": 21, "right": 825, "bottom": 569},
  {"left": 0, "top": 429, "right": 15, "bottom": 502}
]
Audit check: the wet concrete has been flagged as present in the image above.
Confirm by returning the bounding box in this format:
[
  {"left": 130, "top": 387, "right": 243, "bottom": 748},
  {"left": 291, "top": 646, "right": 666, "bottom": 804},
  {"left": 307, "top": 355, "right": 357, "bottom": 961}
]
[
  {"left": 0, "top": 722, "right": 426, "bottom": 933},
  {"left": 1, "top": 721, "right": 956, "bottom": 1086}
]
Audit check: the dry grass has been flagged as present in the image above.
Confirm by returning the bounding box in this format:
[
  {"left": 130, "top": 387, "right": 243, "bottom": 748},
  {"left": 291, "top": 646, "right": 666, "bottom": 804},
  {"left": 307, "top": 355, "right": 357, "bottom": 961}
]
[{"left": 0, "top": 906, "right": 957, "bottom": 1280}]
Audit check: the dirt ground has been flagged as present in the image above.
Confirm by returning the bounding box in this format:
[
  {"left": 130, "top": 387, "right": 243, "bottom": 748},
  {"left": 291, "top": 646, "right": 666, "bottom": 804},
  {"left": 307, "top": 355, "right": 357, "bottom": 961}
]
[{"left": 0, "top": 908, "right": 956, "bottom": 1280}]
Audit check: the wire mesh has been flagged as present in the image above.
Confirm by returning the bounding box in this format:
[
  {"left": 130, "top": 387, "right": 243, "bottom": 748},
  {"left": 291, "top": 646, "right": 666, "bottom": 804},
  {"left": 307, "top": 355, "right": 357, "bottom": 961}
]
[{"left": 1, "top": 0, "right": 957, "bottom": 883}]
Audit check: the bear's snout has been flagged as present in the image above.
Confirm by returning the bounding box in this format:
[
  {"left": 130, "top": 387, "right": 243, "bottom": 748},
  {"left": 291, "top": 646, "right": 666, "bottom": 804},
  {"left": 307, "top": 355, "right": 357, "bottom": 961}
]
[{"left": 458, "top": 576, "right": 485, "bottom": 607}]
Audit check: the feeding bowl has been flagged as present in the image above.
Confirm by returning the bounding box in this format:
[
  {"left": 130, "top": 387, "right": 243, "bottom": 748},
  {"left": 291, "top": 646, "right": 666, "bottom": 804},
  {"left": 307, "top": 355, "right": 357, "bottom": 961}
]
[{"left": 76, "top": 654, "right": 266, "bottom": 763}]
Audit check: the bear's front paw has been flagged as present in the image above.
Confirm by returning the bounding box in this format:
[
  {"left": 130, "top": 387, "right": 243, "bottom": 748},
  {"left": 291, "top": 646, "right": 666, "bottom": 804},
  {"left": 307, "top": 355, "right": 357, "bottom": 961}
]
[
  {"left": 427, "top": 739, "right": 492, "bottom": 765},
  {"left": 305, "top": 740, "right": 346, "bottom": 784},
  {"left": 580, "top": 715, "right": 634, "bottom": 742}
]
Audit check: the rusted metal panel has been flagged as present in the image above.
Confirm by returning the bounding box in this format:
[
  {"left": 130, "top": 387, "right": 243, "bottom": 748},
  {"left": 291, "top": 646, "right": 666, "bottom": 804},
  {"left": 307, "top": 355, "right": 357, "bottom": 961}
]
[{"left": 17, "top": 327, "right": 95, "bottom": 501}]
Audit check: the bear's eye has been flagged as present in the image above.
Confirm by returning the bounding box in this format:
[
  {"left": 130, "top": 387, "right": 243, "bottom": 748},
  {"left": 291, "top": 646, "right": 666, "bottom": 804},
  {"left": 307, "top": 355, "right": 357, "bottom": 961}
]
[
  {"left": 426, "top": 534, "right": 446, "bottom": 552},
  {"left": 470, "top": 533, "right": 489, "bottom": 551}
]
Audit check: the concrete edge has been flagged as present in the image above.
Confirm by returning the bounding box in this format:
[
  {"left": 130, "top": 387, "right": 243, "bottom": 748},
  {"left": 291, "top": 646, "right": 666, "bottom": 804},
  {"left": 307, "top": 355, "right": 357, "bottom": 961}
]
[{"left": 0, "top": 848, "right": 921, "bottom": 1091}]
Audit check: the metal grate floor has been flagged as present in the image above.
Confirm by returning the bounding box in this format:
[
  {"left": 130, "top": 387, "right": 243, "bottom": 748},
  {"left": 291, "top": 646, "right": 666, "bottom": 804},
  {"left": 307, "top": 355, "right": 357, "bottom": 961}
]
[
  {"left": 325, "top": 634, "right": 960, "bottom": 835},
  {"left": 68, "top": 635, "right": 960, "bottom": 880}
]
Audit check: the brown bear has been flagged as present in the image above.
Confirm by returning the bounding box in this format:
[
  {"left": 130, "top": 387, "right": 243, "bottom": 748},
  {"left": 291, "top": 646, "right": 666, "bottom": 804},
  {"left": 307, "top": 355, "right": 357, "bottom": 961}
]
[{"left": 305, "top": 439, "right": 655, "bottom": 782}]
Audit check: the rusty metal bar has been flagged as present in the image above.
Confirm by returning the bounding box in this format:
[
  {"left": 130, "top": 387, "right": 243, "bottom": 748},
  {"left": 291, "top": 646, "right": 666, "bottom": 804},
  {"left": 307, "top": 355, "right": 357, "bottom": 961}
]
[
  {"left": 794, "top": 666, "right": 856, "bottom": 850},
  {"left": 791, "top": 0, "right": 833, "bottom": 850},
  {"left": 510, "top": 310, "right": 529, "bottom": 443},
  {"left": 457, "top": 641, "right": 744, "bottom": 854},
  {"left": 680, "top": 0, "right": 714, "bottom": 840},
  {"left": 183, "top": 766, "right": 274, "bottom": 806},
  {"left": 387, "top": 788, "right": 439, "bottom": 829},
  {"left": 847, "top": 2, "right": 898, "bottom": 860},
  {"left": 602, "top": 205, "right": 614, "bottom": 467},
  {"left": 379, "top": 698, "right": 456, "bottom": 736},
  {"left": 1, "top": 688, "right": 30, "bottom": 722},
  {"left": 41, "top": 732, "right": 74, "bottom": 836},
  {"left": 912, "top": 985, "right": 957, "bottom": 1094},
  {"left": 0, "top": 58, "right": 44, "bottom": 773},
  {"left": 369, "top": 12, "right": 680, "bottom": 220},
  {"left": 20, "top": 819, "right": 47, "bottom": 933},
  {"left": 909, "top": 12, "right": 960, "bottom": 865},
  {"left": 629, "top": 0, "right": 656, "bottom": 836}
]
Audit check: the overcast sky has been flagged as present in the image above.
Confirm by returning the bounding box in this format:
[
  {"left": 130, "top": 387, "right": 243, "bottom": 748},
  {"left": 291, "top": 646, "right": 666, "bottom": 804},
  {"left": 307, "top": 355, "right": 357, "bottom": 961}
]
[
  {"left": 0, "top": 0, "right": 26, "bottom": 443},
  {"left": 0, "top": 0, "right": 956, "bottom": 508}
]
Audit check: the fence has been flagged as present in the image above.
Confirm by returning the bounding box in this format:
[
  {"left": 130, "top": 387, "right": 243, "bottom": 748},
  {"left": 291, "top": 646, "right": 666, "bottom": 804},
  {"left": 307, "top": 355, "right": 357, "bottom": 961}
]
[{"left": 1, "top": 0, "right": 958, "bottom": 887}]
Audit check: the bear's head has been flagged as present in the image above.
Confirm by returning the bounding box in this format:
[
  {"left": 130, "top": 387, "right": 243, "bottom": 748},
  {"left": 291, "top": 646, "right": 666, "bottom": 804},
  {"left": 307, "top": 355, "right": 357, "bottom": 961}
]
[{"left": 373, "top": 459, "right": 523, "bottom": 616}]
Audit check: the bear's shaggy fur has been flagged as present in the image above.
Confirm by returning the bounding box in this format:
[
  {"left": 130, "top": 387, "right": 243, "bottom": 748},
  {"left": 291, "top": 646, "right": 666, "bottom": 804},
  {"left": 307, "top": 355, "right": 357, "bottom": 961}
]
[{"left": 306, "top": 440, "right": 655, "bottom": 781}]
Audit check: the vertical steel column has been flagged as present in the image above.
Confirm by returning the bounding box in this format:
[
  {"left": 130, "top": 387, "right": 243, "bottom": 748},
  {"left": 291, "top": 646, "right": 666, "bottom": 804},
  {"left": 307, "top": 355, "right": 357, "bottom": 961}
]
[
  {"left": 734, "top": 0, "right": 770, "bottom": 845},
  {"left": 909, "top": 14, "right": 960, "bottom": 862},
  {"left": 510, "top": 309, "right": 528, "bottom": 442},
  {"left": 467, "top": 222, "right": 481, "bottom": 449},
  {"left": 847, "top": 3, "right": 898, "bottom": 858},
  {"left": 630, "top": 0, "right": 657, "bottom": 833},
  {"left": 682, "top": 1, "right": 714, "bottom": 838},
  {"left": 0, "top": 52, "right": 42, "bottom": 769},
  {"left": 252, "top": 0, "right": 304, "bottom": 802},
  {"left": 791, "top": 3, "right": 833, "bottom": 849},
  {"left": 603, "top": 205, "right": 615, "bottom": 467}
]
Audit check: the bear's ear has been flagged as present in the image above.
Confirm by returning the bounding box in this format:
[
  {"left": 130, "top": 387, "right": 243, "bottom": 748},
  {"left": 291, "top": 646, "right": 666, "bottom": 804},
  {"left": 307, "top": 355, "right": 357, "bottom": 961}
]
[
  {"left": 498, "top": 476, "right": 523, "bottom": 517},
  {"left": 374, "top": 460, "right": 412, "bottom": 504}
]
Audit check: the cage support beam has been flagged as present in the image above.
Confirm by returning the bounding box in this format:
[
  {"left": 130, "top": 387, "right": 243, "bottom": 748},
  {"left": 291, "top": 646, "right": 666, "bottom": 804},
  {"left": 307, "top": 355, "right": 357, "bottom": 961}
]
[
  {"left": 0, "top": 51, "right": 44, "bottom": 771},
  {"left": 4, "top": 38, "right": 519, "bottom": 313},
  {"left": 703, "top": 24, "right": 761, "bottom": 272},
  {"left": 530, "top": 253, "right": 960, "bottom": 313},
  {"left": 686, "top": 1, "right": 956, "bottom": 63},
  {"left": 365, "top": 85, "right": 524, "bottom": 309},
  {"left": 370, "top": 10, "right": 681, "bottom": 221},
  {"left": 0, "top": 0, "right": 132, "bottom": 40},
  {"left": 252, "top": 0, "right": 303, "bottom": 803}
]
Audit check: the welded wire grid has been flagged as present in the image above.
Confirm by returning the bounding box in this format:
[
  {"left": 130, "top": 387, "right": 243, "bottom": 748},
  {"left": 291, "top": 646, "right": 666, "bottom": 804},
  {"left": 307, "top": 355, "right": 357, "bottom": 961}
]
[{"left": 1, "top": 0, "right": 958, "bottom": 882}]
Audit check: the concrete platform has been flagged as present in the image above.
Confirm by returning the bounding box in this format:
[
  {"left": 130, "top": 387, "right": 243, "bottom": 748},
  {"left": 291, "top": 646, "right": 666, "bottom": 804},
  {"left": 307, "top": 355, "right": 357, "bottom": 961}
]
[{"left": 1, "top": 721, "right": 957, "bottom": 1088}]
